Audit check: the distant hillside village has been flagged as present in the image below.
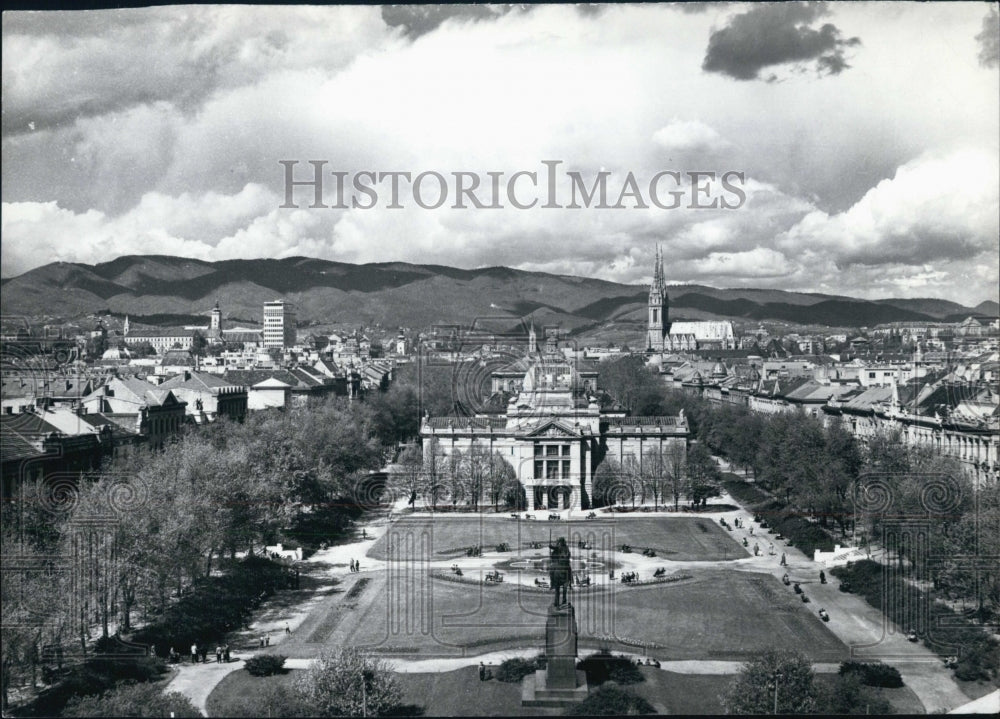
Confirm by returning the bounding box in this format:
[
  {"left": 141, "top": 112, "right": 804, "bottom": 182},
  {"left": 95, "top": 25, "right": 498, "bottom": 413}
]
[{"left": 2, "top": 257, "right": 998, "bottom": 501}]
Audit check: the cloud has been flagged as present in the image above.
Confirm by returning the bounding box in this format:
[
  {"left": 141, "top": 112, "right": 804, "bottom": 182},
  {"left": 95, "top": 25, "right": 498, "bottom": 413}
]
[
  {"left": 381, "top": 4, "right": 529, "bottom": 39},
  {"left": 977, "top": 5, "right": 999, "bottom": 68},
  {"left": 0, "top": 6, "right": 389, "bottom": 135},
  {"left": 702, "top": 1, "right": 861, "bottom": 81},
  {"left": 779, "top": 149, "right": 1000, "bottom": 269},
  {"left": 652, "top": 119, "right": 729, "bottom": 153}
]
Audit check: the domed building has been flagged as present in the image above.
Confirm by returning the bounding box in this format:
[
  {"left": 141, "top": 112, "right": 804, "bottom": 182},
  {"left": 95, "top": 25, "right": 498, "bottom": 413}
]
[{"left": 421, "top": 357, "right": 688, "bottom": 511}]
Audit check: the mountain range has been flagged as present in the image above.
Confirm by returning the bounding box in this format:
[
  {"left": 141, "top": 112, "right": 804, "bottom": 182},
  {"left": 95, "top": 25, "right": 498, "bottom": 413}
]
[{"left": 1, "top": 256, "right": 996, "bottom": 333}]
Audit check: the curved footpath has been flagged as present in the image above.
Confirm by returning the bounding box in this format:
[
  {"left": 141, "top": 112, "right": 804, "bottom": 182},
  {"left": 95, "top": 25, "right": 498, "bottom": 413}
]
[{"left": 167, "top": 495, "right": 981, "bottom": 715}]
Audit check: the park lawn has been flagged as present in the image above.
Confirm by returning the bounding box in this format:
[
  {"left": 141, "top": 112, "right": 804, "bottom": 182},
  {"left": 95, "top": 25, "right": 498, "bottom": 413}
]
[
  {"left": 205, "top": 667, "right": 299, "bottom": 717},
  {"left": 368, "top": 516, "right": 744, "bottom": 562},
  {"left": 812, "top": 673, "right": 926, "bottom": 715},
  {"left": 337, "top": 570, "right": 848, "bottom": 662}
]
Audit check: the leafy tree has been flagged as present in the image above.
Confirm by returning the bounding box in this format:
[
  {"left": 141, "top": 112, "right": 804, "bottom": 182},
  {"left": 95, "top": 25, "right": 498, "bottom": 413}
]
[
  {"left": 295, "top": 647, "right": 402, "bottom": 717},
  {"left": 190, "top": 331, "right": 208, "bottom": 357},
  {"left": 62, "top": 682, "right": 200, "bottom": 718},
  {"left": 592, "top": 457, "right": 622, "bottom": 509},
  {"left": 131, "top": 341, "right": 156, "bottom": 357},
  {"left": 724, "top": 648, "right": 817, "bottom": 715},
  {"left": 686, "top": 443, "right": 721, "bottom": 508}
]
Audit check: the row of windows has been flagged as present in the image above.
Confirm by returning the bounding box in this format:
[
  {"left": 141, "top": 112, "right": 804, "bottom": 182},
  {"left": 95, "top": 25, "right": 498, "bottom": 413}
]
[
  {"left": 534, "top": 444, "right": 571, "bottom": 457},
  {"left": 534, "top": 459, "right": 571, "bottom": 480}
]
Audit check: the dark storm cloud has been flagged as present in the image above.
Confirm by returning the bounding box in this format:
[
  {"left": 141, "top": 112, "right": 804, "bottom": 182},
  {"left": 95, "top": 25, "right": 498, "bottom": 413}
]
[
  {"left": 977, "top": 5, "right": 999, "bottom": 68},
  {"left": 381, "top": 4, "right": 533, "bottom": 39},
  {"left": 835, "top": 229, "right": 991, "bottom": 270},
  {"left": 702, "top": 2, "right": 861, "bottom": 81}
]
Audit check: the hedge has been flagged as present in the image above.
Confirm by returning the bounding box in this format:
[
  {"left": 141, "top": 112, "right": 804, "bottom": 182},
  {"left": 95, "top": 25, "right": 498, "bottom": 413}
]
[
  {"left": 495, "top": 657, "right": 542, "bottom": 683},
  {"left": 838, "top": 661, "right": 904, "bottom": 688},
  {"left": 576, "top": 653, "right": 645, "bottom": 686},
  {"left": 245, "top": 654, "right": 287, "bottom": 677}
]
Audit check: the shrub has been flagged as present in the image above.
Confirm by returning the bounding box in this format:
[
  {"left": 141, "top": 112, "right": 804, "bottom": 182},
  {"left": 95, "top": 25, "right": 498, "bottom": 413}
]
[
  {"left": 839, "top": 661, "right": 904, "bottom": 688},
  {"left": 495, "top": 657, "right": 538, "bottom": 683},
  {"left": 566, "top": 684, "right": 655, "bottom": 715},
  {"left": 20, "top": 657, "right": 167, "bottom": 717},
  {"left": 62, "top": 682, "right": 200, "bottom": 718},
  {"left": 245, "top": 654, "right": 287, "bottom": 677},
  {"left": 577, "top": 653, "right": 644, "bottom": 686}
]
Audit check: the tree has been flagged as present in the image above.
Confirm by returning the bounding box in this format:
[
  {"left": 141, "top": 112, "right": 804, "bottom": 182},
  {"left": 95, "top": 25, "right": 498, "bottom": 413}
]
[
  {"left": 592, "top": 457, "right": 622, "bottom": 509},
  {"left": 388, "top": 444, "right": 424, "bottom": 508},
  {"left": 620, "top": 454, "right": 642, "bottom": 508},
  {"left": 486, "top": 452, "right": 516, "bottom": 512},
  {"left": 295, "top": 647, "right": 402, "bottom": 717},
  {"left": 686, "top": 443, "right": 721, "bottom": 509},
  {"left": 132, "top": 341, "right": 156, "bottom": 357},
  {"left": 62, "top": 682, "right": 200, "bottom": 718},
  {"left": 190, "top": 331, "right": 208, "bottom": 357},
  {"left": 724, "top": 648, "right": 817, "bottom": 715}
]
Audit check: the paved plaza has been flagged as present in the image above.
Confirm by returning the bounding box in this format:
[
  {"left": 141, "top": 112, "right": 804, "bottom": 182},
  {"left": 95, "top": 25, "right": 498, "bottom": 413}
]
[{"left": 167, "top": 492, "right": 977, "bottom": 715}]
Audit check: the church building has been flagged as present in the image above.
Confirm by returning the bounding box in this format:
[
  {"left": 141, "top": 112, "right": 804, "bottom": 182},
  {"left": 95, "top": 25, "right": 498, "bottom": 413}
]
[{"left": 645, "top": 246, "right": 736, "bottom": 352}]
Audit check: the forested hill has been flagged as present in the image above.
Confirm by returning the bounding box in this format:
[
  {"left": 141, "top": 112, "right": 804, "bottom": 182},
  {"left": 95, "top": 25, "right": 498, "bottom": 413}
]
[{"left": 0, "top": 255, "right": 991, "bottom": 329}]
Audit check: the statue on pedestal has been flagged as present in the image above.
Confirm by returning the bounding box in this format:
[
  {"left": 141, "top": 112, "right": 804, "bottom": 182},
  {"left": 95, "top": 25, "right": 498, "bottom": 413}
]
[{"left": 548, "top": 536, "right": 573, "bottom": 607}]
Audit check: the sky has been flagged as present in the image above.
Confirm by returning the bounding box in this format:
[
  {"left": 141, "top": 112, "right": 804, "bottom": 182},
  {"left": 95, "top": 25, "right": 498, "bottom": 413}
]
[{"left": 2, "top": 2, "right": 998, "bottom": 306}]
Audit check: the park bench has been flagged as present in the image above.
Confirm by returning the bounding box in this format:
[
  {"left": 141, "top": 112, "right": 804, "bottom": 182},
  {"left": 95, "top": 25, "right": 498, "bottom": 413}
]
[{"left": 485, "top": 571, "right": 504, "bottom": 584}]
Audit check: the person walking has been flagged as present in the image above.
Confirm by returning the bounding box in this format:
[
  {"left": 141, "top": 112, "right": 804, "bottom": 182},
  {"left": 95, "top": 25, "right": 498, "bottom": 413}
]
[
  {"left": 259, "top": 635, "right": 265, "bottom": 649},
  {"left": 285, "top": 624, "right": 291, "bottom": 635},
  {"left": 265, "top": 634, "right": 270, "bottom": 647},
  {"left": 191, "top": 643, "right": 198, "bottom": 663},
  {"left": 224, "top": 644, "right": 231, "bottom": 662},
  {"left": 780, "top": 552, "right": 787, "bottom": 566},
  {"left": 479, "top": 662, "right": 486, "bottom": 681},
  {"left": 216, "top": 646, "right": 222, "bottom": 663}
]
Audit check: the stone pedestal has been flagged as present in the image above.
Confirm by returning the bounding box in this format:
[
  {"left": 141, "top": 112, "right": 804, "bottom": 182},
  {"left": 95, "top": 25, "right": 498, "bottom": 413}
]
[{"left": 521, "top": 604, "right": 589, "bottom": 707}]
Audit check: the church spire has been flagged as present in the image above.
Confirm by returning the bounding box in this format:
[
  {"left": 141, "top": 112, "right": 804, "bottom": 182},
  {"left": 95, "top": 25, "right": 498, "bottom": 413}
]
[{"left": 658, "top": 243, "right": 665, "bottom": 289}]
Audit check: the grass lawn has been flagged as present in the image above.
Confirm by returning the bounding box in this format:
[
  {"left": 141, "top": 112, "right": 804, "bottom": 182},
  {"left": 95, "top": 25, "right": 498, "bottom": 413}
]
[
  {"left": 206, "top": 668, "right": 299, "bottom": 717},
  {"left": 812, "top": 673, "right": 926, "bottom": 715},
  {"left": 369, "top": 516, "right": 744, "bottom": 562},
  {"left": 336, "top": 569, "right": 847, "bottom": 661}
]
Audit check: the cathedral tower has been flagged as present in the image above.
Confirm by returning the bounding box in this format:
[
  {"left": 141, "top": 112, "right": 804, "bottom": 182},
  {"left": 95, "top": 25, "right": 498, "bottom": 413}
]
[{"left": 646, "top": 245, "right": 669, "bottom": 351}]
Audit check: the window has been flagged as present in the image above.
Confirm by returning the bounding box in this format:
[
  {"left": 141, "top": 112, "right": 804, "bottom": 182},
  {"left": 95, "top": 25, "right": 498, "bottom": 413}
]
[
  {"left": 546, "top": 463, "right": 559, "bottom": 480},
  {"left": 534, "top": 445, "right": 543, "bottom": 456},
  {"left": 547, "top": 445, "right": 558, "bottom": 457},
  {"left": 534, "top": 461, "right": 543, "bottom": 479},
  {"left": 561, "top": 460, "right": 570, "bottom": 479},
  {"left": 561, "top": 445, "right": 570, "bottom": 456}
]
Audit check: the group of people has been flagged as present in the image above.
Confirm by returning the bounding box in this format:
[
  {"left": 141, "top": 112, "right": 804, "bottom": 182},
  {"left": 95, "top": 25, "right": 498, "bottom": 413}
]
[
  {"left": 349, "top": 559, "right": 362, "bottom": 572},
  {"left": 465, "top": 545, "right": 482, "bottom": 557},
  {"left": 182, "top": 643, "right": 231, "bottom": 664},
  {"left": 621, "top": 571, "right": 640, "bottom": 584}
]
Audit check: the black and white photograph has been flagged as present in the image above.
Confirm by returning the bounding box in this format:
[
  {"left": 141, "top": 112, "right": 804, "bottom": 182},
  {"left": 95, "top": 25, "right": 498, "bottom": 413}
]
[{"left": 1, "top": 2, "right": 998, "bottom": 716}]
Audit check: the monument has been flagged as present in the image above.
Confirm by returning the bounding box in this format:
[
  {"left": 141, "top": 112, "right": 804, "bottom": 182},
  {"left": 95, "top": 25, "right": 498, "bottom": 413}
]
[{"left": 521, "top": 536, "right": 590, "bottom": 707}]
